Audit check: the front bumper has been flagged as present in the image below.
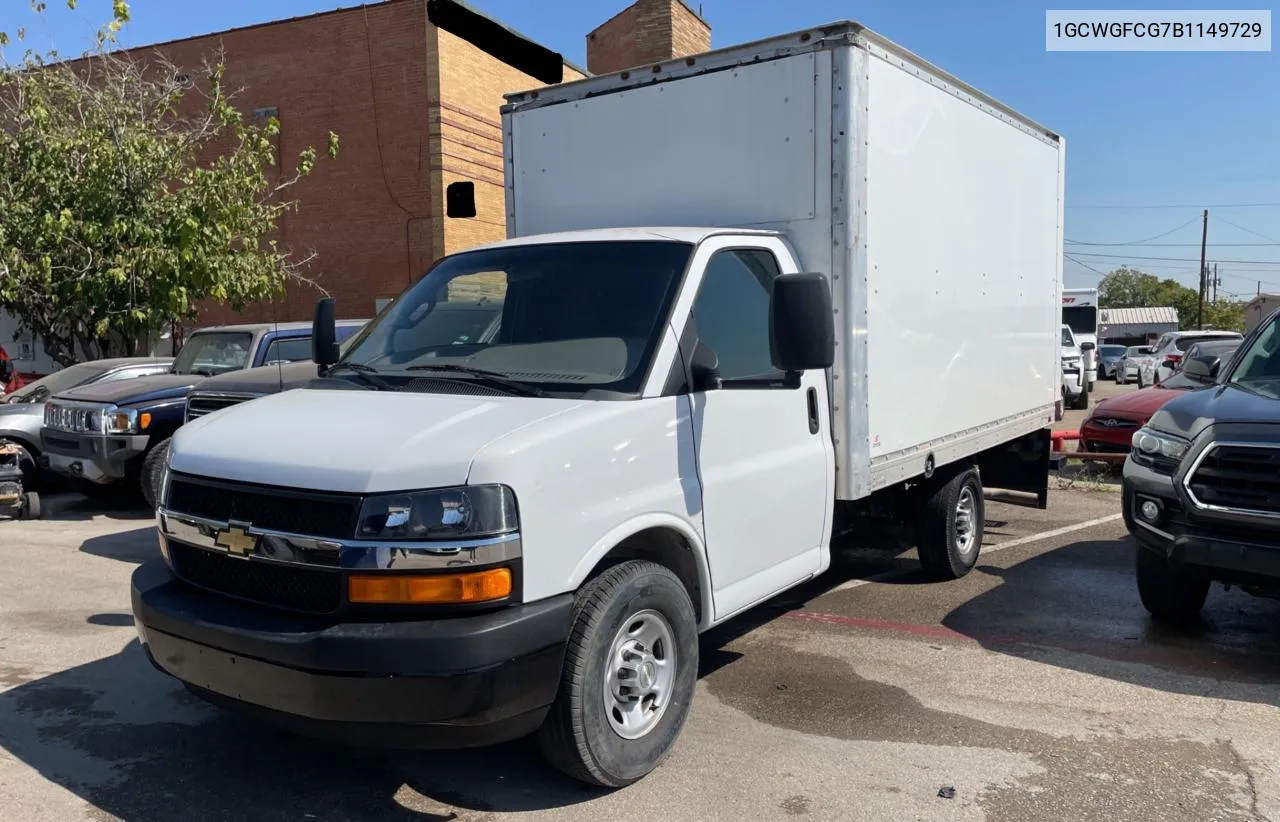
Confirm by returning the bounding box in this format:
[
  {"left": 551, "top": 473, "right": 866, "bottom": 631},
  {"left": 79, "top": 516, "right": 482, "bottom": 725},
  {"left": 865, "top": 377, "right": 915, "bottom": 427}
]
[
  {"left": 40, "top": 430, "right": 149, "bottom": 484},
  {"left": 1062, "top": 368, "right": 1085, "bottom": 397},
  {"left": 131, "top": 560, "right": 573, "bottom": 747},
  {"left": 1123, "top": 457, "right": 1280, "bottom": 583}
]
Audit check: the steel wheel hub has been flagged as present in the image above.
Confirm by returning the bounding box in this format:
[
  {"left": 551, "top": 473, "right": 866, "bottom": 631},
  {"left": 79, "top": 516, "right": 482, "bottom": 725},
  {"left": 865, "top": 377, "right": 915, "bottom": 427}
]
[
  {"left": 603, "top": 609, "right": 676, "bottom": 740},
  {"left": 955, "top": 486, "right": 978, "bottom": 558}
]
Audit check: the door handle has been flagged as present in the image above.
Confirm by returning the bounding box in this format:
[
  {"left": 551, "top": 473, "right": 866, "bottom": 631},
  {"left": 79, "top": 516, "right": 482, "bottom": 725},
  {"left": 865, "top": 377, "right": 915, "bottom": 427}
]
[{"left": 806, "top": 386, "right": 820, "bottom": 435}]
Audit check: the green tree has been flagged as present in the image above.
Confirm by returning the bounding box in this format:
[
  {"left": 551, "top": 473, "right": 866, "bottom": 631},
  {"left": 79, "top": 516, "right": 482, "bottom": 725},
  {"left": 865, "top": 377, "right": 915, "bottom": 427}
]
[
  {"left": 1097, "top": 265, "right": 1244, "bottom": 332},
  {"left": 0, "top": 1, "right": 339, "bottom": 365}
]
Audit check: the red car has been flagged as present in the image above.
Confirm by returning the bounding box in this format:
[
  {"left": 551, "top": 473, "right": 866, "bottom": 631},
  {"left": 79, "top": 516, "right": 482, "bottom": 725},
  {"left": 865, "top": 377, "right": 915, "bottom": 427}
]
[{"left": 1079, "top": 371, "right": 1209, "bottom": 454}]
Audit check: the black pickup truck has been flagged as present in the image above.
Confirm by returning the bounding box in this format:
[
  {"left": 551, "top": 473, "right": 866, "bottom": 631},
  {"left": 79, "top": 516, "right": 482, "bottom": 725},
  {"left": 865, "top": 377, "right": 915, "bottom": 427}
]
[
  {"left": 1123, "top": 308, "right": 1280, "bottom": 624},
  {"left": 41, "top": 320, "right": 364, "bottom": 506}
]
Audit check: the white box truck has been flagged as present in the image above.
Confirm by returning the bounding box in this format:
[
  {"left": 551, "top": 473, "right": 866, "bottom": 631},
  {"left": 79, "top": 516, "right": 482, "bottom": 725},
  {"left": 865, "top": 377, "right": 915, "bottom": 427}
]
[{"left": 131, "top": 22, "right": 1065, "bottom": 788}]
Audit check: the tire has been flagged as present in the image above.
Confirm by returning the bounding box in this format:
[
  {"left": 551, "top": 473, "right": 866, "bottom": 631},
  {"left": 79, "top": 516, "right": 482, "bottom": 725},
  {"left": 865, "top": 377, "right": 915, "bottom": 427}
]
[
  {"left": 140, "top": 438, "right": 171, "bottom": 510},
  {"left": 1136, "top": 547, "right": 1209, "bottom": 626},
  {"left": 916, "top": 467, "right": 984, "bottom": 580},
  {"left": 1069, "top": 386, "right": 1088, "bottom": 410},
  {"left": 22, "top": 492, "right": 40, "bottom": 520},
  {"left": 538, "top": 560, "right": 699, "bottom": 788},
  {"left": 0, "top": 439, "right": 39, "bottom": 489}
]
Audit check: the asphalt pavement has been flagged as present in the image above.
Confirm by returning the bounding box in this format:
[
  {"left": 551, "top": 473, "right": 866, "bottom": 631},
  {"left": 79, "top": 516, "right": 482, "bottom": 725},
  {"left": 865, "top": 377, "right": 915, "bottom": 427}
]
[{"left": 2, "top": 486, "right": 1278, "bottom": 821}]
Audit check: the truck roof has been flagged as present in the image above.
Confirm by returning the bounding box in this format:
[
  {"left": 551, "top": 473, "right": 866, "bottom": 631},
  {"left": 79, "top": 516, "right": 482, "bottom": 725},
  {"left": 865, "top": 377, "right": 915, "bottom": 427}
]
[
  {"left": 504, "top": 20, "right": 1058, "bottom": 143},
  {"left": 466, "top": 226, "right": 781, "bottom": 252},
  {"left": 192, "top": 319, "right": 366, "bottom": 335}
]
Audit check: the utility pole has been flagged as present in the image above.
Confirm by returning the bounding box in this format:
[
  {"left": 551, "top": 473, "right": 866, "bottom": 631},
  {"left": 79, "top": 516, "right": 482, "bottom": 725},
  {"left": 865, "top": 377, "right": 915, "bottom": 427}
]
[
  {"left": 1197, "top": 208, "right": 1208, "bottom": 329},
  {"left": 1212, "top": 263, "right": 1219, "bottom": 303}
]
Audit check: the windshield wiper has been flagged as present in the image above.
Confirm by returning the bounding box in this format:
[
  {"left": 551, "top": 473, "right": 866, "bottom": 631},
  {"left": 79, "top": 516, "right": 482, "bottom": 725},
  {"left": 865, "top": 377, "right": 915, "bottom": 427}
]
[
  {"left": 405, "top": 364, "right": 543, "bottom": 397},
  {"left": 325, "top": 361, "right": 393, "bottom": 391}
]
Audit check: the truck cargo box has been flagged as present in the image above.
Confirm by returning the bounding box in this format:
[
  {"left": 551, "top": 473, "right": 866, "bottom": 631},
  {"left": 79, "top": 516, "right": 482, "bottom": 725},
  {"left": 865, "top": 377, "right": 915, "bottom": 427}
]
[{"left": 502, "top": 22, "right": 1064, "bottom": 501}]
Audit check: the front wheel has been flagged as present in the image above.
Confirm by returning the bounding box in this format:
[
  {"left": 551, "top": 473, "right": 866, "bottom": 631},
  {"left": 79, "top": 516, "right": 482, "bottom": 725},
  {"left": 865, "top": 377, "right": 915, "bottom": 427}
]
[
  {"left": 1136, "top": 548, "right": 1209, "bottom": 626},
  {"left": 538, "top": 560, "right": 699, "bottom": 788},
  {"left": 916, "top": 467, "right": 984, "bottom": 580},
  {"left": 140, "top": 438, "right": 171, "bottom": 510}
]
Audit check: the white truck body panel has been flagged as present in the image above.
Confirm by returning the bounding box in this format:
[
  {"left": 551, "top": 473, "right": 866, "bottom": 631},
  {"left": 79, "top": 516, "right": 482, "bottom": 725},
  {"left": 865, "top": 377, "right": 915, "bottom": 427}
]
[{"left": 503, "top": 24, "right": 1063, "bottom": 501}]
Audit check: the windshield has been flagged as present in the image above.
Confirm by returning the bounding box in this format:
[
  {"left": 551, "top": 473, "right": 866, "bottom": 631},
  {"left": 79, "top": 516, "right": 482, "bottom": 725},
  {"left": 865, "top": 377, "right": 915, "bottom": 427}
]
[
  {"left": 1228, "top": 317, "right": 1280, "bottom": 397},
  {"left": 338, "top": 241, "right": 693, "bottom": 395},
  {"left": 1061, "top": 327, "right": 1076, "bottom": 348},
  {"left": 1099, "top": 345, "right": 1125, "bottom": 357},
  {"left": 1062, "top": 305, "right": 1097, "bottom": 335},
  {"left": 172, "top": 332, "right": 254, "bottom": 376},
  {"left": 4, "top": 362, "right": 107, "bottom": 403},
  {"left": 1159, "top": 371, "right": 1213, "bottom": 391}
]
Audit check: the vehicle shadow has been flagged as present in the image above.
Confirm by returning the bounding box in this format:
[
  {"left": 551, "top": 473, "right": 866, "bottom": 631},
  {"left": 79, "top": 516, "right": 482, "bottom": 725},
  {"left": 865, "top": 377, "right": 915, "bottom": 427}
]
[
  {"left": 0, "top": 639, "right": 608, "bottom": 821},
  {"left": 939, "top": 536, "right": 1280, "bottom": 706},
  {"left": 38, "top": 492, "right": 151, "bottom": 523},
  {"left": 78, "top": 526, "right": 159, "bottom": 565}
]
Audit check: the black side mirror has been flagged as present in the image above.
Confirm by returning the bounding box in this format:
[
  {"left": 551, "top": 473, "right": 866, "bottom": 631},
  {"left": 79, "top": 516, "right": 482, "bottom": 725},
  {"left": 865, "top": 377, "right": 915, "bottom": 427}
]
[
  {"left": 312, "top": 298, "right": 340, "bottom": 367},
  {"left": 770, "top": 273, "right": 834, "bottom": 373},
  {"left": 1080, "top": 341, "right": 1096, "bottom": 352},
  {"left": 1182, "top": 357, "right": 1213, "bottom": 381}
]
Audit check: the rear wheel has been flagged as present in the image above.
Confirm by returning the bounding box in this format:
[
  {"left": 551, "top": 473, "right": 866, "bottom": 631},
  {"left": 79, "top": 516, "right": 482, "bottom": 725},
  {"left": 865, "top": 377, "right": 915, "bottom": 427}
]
[
  {"left": 916, "top": 467, "right": 984, "bottom": 580},
  {"left": 1136, "top": 547, "right": 1209, "bottom": 626},
  {"left": 538, "top": 560, "right": 698, "bottom": 788},
  {"left": 21, "top": 492, "right": 40, "bottom": 520}
]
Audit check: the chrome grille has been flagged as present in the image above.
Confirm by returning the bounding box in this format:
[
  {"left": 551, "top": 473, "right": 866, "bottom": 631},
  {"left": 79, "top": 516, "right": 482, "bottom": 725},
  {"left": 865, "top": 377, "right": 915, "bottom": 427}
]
[
  {"left": 44, "top": 402, "right": 105, "bottom": 434},
  {"left": 1088, "top": 417, "right": 1140, "bottom": 430},
  {"left": 185, "top": 392, "right": 258, "bottom": 423}
]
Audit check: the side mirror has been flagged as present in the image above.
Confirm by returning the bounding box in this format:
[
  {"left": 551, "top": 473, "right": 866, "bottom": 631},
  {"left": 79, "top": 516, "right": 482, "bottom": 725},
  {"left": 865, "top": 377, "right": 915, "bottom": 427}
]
[
  {"left": 1079, "top": 341, "right": 1096, "bottom": 352},
  {"left": 312, "top": 298, "right": 340, "bottom": 367},
  {"left": 770, "top": 273, "right": 835, "bottom": 373},
  {"left": 1181, "top": 357, "right": 1213, "bottom": 381}
]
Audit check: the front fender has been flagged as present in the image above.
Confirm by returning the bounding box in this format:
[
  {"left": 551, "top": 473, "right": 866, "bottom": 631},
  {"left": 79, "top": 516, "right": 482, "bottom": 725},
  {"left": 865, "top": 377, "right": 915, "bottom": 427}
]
[{"left": 568, "top": 512, "right": 715, "bottom": 631}]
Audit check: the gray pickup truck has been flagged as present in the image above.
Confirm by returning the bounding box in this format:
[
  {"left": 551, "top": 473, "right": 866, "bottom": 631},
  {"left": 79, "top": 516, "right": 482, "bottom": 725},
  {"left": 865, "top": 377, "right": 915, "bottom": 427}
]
[
  {"left": 1124, "top": 308, "right": 1280, "bottom": 624},
  {"left": 41, "top": 321, "right": 363, "bottom": 506}
]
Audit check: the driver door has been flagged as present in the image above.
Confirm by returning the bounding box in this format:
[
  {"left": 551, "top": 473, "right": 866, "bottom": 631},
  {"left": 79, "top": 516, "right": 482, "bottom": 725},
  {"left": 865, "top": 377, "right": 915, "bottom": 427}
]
[{"left": 679, "top": 238, "right": 834, "bottom": 621}]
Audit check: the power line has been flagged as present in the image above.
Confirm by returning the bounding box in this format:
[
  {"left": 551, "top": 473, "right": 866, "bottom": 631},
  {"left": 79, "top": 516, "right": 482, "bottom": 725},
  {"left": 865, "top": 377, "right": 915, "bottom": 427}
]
[
  {"left": 1063, "top": 216, "right": 1200, "bottom": 246},
  {"left": 1211, "top": 214, "right": 1280, "bottom": 245},
  {"left": 1066, "top": 242, "right": 1280, "bottom": 247},
  {"left": 1067, "top": 201, "right": 1280, "bottom": 210},
  {"left": 1065, "top": 251, "right": 1280, "bottom": 266},
  {"left": 1063, "top": 254, "right": 1110, "bottom": 276}
]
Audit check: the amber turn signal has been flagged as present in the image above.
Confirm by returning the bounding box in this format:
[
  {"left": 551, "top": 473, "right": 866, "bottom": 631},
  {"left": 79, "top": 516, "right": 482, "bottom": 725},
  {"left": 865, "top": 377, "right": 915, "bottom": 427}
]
[
  {"left": 139, "top": 412, "right": 152, "bottom": 430},
  {"left": 348, "top": 567, "right": 512, "bottom": 604}
]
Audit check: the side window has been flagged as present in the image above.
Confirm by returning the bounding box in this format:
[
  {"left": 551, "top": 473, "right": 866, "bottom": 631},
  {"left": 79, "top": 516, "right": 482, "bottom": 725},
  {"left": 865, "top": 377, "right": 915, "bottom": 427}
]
[
  {"left": 261, "top": 336, "right": 313, "bottom": 364},
  {"left": 690, "top": 249, "right": 782, "bottom": 384}
]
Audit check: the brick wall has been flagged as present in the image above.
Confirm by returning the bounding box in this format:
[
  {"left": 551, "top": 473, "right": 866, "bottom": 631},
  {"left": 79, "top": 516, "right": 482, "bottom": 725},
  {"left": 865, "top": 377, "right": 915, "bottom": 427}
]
[
  {"left": 587, "top": 0, "right": 710, "bottom": 75},
  {"left": 432, "top": 28, "right": 586, "bottom": 258},
  {"left": 153, "top": 0, "right": 435, "bottom": 326}
]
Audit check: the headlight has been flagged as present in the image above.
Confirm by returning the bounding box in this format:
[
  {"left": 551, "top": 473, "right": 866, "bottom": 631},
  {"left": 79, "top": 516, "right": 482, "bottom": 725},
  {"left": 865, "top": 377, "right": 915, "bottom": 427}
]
[
  {"left": 1062, "top": 356, "right": 1081, "bottom": 367},
  {"left": 356, "top": 484, "right": 518, "bottom": 541},
  {"left": 1130, "top": 426, "right": 1189, "bottom": 471},
  {"left": 103, "top": 408, "right": 138, "bottom": 434}
]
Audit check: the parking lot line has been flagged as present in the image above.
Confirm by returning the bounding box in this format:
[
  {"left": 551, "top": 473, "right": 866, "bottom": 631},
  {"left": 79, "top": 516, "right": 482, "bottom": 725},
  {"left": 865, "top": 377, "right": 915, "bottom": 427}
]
[{"left": 832, "top": 513, "right": 1124, "bottom": 592}]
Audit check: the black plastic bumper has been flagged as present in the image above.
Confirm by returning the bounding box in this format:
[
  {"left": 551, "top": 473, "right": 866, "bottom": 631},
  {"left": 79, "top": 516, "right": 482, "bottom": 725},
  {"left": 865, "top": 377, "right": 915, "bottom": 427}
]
[
  {"left": 1123, "top": 460, "right": 1280, "bottom": 583},
  {"left": 131, "top": 560, "right": 573, "bottom": 748}
]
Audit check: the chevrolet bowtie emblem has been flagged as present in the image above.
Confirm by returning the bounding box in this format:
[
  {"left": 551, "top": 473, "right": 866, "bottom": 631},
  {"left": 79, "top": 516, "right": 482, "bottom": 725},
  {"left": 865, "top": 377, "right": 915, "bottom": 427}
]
[{"left": 215, "top": 523, "right": 257, "bottom": 556}]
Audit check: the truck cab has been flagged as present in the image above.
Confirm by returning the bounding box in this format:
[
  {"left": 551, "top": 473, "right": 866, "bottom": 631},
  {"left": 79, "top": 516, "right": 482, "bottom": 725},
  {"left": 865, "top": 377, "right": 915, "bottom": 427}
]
[
  {"left": 1061, "top": 324, "right": 1088, "bottom": 410},
  {"left": 40, "top": 320, "right": 363, "bottom": 505}
]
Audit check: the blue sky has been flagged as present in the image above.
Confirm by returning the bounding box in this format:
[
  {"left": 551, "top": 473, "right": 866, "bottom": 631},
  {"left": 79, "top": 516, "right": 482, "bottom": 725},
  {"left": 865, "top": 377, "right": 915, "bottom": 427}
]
[{"left": 4, "top": 0, "right": 1279, "bottom": 297}]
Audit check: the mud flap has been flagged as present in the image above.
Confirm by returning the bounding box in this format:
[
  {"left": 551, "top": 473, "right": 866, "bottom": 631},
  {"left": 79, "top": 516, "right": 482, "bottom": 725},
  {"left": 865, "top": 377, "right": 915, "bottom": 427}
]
[{"left": 975, "top": 428, "right": 1050, "bottom": 510}]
